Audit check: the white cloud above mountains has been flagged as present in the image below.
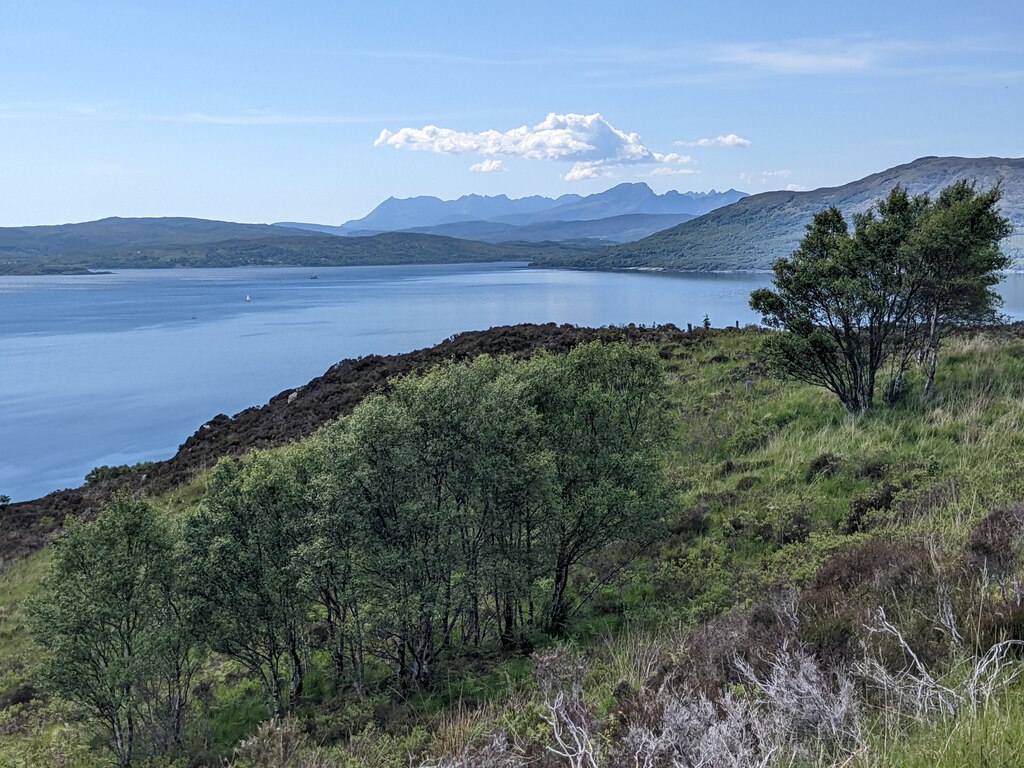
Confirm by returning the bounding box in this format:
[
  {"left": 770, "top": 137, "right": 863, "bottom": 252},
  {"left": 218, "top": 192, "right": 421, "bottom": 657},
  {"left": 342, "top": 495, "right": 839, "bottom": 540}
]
[
  {"left": 375, "top": 112, "right": 693, "bottom": 180},
  {"left": 739, "top": 169, "right": 802, "bottom": 188},
  {"left": 468, "top": 159, "right": 505, "bottom": 173},
  {"left": 676, "top": 133, "right": 751, "bottom": 147}
]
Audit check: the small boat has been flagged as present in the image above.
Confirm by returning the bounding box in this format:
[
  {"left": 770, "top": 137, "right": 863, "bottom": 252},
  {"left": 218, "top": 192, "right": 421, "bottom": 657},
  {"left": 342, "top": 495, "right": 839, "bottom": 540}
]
[
  {"left": 245, "top": 293, "right": 251, "bottom": 302},
  {"left": 309, "top": 274, "right": 319, "bottom": 280}
]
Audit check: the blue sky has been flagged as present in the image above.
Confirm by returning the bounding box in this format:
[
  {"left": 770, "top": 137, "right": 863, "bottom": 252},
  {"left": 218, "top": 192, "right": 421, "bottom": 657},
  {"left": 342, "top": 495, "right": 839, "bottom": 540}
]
[{"left": 2, "top": 1, "right": 1022, "bottom": 226}]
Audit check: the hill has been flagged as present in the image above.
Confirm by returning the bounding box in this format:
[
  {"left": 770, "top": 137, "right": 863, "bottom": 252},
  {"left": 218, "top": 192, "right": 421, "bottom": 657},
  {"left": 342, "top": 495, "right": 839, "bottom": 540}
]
[
  {"left": 4, "top": 323, "right": 1024, "bottom": 765},
  {"left": 0, "top": 217, "right": 322, "bottom": 254},
  {"left": 0, "top": 220, "right": 596, "bottom": 274},
  {"left": 535, "top": 156, "right": 1024, "bottom": 270}
]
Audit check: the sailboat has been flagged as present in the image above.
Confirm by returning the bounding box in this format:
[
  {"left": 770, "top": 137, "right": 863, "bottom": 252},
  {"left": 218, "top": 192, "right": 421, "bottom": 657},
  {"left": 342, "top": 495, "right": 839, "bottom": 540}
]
[{"left": 245, "top": 293, "right": 251, "bottom": 302}]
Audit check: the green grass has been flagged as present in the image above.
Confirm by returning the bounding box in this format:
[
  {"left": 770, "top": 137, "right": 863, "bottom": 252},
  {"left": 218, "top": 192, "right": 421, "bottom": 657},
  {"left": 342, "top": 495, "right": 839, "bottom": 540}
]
[
  {"left": 637, "top": 331, "right": 1024, "bottom": 622},
  {"left": 0, "top": 548, "right": 51, "bottom": 693},
  {"left": 870, "top": 688, "right": 1024, "bottom": 767},
  {"left": 6, "top": 327, "right": 1024, "bottom": 765}
]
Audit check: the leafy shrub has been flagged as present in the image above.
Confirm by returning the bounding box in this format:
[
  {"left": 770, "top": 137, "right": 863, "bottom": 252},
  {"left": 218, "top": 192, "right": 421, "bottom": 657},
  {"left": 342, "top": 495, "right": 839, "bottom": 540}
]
[
  {"left": 805, "top": 453, "right": 843, "bottom": 483},
  {"left": 83, "top": 461, "right": 155, "bottom": 485},
  {"left": 965, "top": 505, "right": 1024, "bottom": 578},
  {"left": 845, "top": 483, "right": 903, "bottom": 533},
  {"left": 668, "top": 506, "right": 709, "bottom": 538},
  {"left": 736, "top": 475, "right": 759, "bottom": 491}
]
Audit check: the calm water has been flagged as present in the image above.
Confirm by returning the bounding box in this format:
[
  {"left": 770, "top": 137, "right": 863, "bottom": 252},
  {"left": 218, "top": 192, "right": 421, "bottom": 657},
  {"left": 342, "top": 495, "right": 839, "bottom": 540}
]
[{"left": 3, "top": 263, "right": 1024, "bottom": 502}]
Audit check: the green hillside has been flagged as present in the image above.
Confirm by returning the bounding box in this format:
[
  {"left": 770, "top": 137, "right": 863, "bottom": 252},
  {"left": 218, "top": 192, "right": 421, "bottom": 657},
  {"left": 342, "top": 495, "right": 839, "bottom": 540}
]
[
  {"left": 3, "top": 324, "right": 1024, "bottom": 765},
  {"left": 0, "top": 222, "right": 595, "bottom": 275},
  {"left": 535, "top": 156, "right": 1024, "bottom": 271}
]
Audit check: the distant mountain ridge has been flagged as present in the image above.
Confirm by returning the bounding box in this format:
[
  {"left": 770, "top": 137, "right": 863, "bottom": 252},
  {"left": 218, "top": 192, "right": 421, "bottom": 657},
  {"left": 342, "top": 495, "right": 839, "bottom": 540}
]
[
  {"left": 276, "top": 183, "right": 746, "bottom": 246},
  {"left": 338, "top": 191, "right": 581, "bottom": 232},
  {"left": 488, "top": 184, "right": 745, "bottom": 226},
  {"left": 381, "top": 212, "right": 698, "bottom": 244},
  {"left": 13, "top": 160, "right": 1019, "bottom": 276},
  {"left": 290, "top": 183, "right": 745, "bottom": 234},
  {"left": 533, "top": 156, "right": 1024, "bottom": 271}
]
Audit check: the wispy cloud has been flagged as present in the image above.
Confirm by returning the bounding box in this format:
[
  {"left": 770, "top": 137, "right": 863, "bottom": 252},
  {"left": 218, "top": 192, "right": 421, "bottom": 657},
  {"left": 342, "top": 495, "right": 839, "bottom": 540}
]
[
  {"left": 649, "top": 167, "right": 700, "bottom": 177},
  {"left": 552, "top": 35, "right": 1007, "bottom": 86},
  {"left": 740, "top": 170, "right": 797, "bottom": 187},
  {"left": 375, "top": 112, "right": 692, "bottom": 181},
  {"left": 0, "top": 102, "right": 421, "bottom": 126},
  {"left": 713, "top": 41, "right": 878, "bottom": 74},
  {"left": 0, "top": 101, "right": 112, "bottom": 118},
  {"left": 469, "top": 159, "right": 505, "bottom": 173},
  {"left": 676, "top": 133, "right": 751, "bottom": 148}
]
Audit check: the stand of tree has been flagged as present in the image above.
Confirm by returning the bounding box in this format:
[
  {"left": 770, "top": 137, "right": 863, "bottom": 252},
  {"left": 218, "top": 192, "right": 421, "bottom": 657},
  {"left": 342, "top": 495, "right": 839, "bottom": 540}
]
[
  {"left": 29, "top": 342, "right": 670, "bottom": 764},
  {"left": 750, "top": 181, "right": 1012, "bottom": 413}
]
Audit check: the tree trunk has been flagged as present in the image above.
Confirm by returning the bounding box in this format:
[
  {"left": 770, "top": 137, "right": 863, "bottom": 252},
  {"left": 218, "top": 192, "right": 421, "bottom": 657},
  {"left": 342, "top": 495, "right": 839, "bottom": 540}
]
[
  {"left": 112, "top": 715, "right": 131, "bottom": 768},
  {"left": 923, "top": 305, "right": 941, "bottom": 399},
  {"left": 263, "top": 660, "right": 284, "bottom": 720},
  {"left": 924, "top": 344, "right": 941, "bottom": 399},
  {"left": 288, "top": 643, "right": 304, "bottom": 706},
  {"left": 500, "top": 593, "right": 516, "bottom": 649},
  {"left": 546, "top": 554, "right": 571, "bottom": 635},
  {"left": 885, "top": 321, "right": 916, "bottom": 404}
]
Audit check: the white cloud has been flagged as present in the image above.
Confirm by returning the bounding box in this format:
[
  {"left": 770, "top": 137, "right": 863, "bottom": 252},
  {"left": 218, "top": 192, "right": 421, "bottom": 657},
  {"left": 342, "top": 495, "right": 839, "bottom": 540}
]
[
  {"left": 740, "top": 169, "right": 798, "bottom": 187},
  {"left": 649, "top": 167, "right": 700, "bottom": 176},
  {"left": 563, "top": 164, "right": 612, "bottom": 181},
  {"left": 714, "top": 42, "right": 877, "bottom": 74},
  {"left": 469, "top": 159, "right": 505, "bottom": 173},
  {"left": 375, "top": 112, "right": 693, "bottom": 180},
  {"left": 676, "top": 133, "right": 751, "bottom": 148}
]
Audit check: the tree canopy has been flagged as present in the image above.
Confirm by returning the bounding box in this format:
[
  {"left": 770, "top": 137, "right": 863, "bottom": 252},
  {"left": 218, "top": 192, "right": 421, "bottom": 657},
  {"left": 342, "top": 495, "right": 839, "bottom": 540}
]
[
  {"left": 30, "top": 493, "right": 196, "bottom": 767},
  {"left": 174, "top": 342, "right": 669, "bottom": 698},
  {"left": 750, "top": 181, "right": 1011, "bottom": 413}
]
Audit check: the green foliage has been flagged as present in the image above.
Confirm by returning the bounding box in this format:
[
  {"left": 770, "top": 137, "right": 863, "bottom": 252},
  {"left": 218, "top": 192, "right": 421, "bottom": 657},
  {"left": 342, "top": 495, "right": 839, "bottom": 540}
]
[
  {"left": 29, "top": 493, "right": 197, "bottom": 767},
  {"left": 176, "top": 344, "right": 669, "bottom": 705},
  {"left": 84, "top": 462, "right": 156, "bottom": 486},
  {"left": 0, "top": 548, "right": 53, "bottom": 694},
  {"left": 870, "top": 687, "right": 1024, "bottom": 767},
  {"left": 751, "top": 182, "right": 1011, "bottom": 412},
  {"left": 12, "top": 327, "right": 1024, "bottom": 764},
  {"left": 0, "top": 223, "right": 593, "bottom": 274},
  {"left": 181, "top": 447, "right": 318, "bottom": 719},
  {"left": 523, "top": 343, "right": 671, "bottom": 632}
]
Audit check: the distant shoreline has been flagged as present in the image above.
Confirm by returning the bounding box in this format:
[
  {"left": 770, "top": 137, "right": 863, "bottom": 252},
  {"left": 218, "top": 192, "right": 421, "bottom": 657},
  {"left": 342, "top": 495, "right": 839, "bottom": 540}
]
[{"left": 4, "top": 260, "right": 1023, "bottom": 278}]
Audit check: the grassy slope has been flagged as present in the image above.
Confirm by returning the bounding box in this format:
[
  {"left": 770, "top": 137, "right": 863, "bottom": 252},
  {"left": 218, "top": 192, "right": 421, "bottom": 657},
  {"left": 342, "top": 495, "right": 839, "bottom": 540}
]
[
  {"left": 3, "top": 328, "right": 1024, "bottom": 764},
  {"left": 0, "top": 229, "right": 600, "bottom": 275},
  {"left": 532, "top": 156, "right": 1024, "bottom": 271}
]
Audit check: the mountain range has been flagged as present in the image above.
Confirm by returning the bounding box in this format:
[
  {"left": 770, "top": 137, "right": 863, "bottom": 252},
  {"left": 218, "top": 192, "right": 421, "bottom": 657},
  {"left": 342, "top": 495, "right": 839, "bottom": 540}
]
[
  {"left": 533, "top": 156, "right": 1024, "bottom": 271},
  {"left": 4, "top": 158, "right": 1022, "bottom": 275},
  {"left": 276, "top": 183, "right": 747, "bottom": 244}
]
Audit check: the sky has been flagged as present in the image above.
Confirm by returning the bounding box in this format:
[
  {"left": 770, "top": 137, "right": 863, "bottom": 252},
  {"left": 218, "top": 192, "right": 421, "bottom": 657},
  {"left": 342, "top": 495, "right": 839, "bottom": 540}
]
[{"left": 2, "top": 1, "right": 1022, "bottom": 227}]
